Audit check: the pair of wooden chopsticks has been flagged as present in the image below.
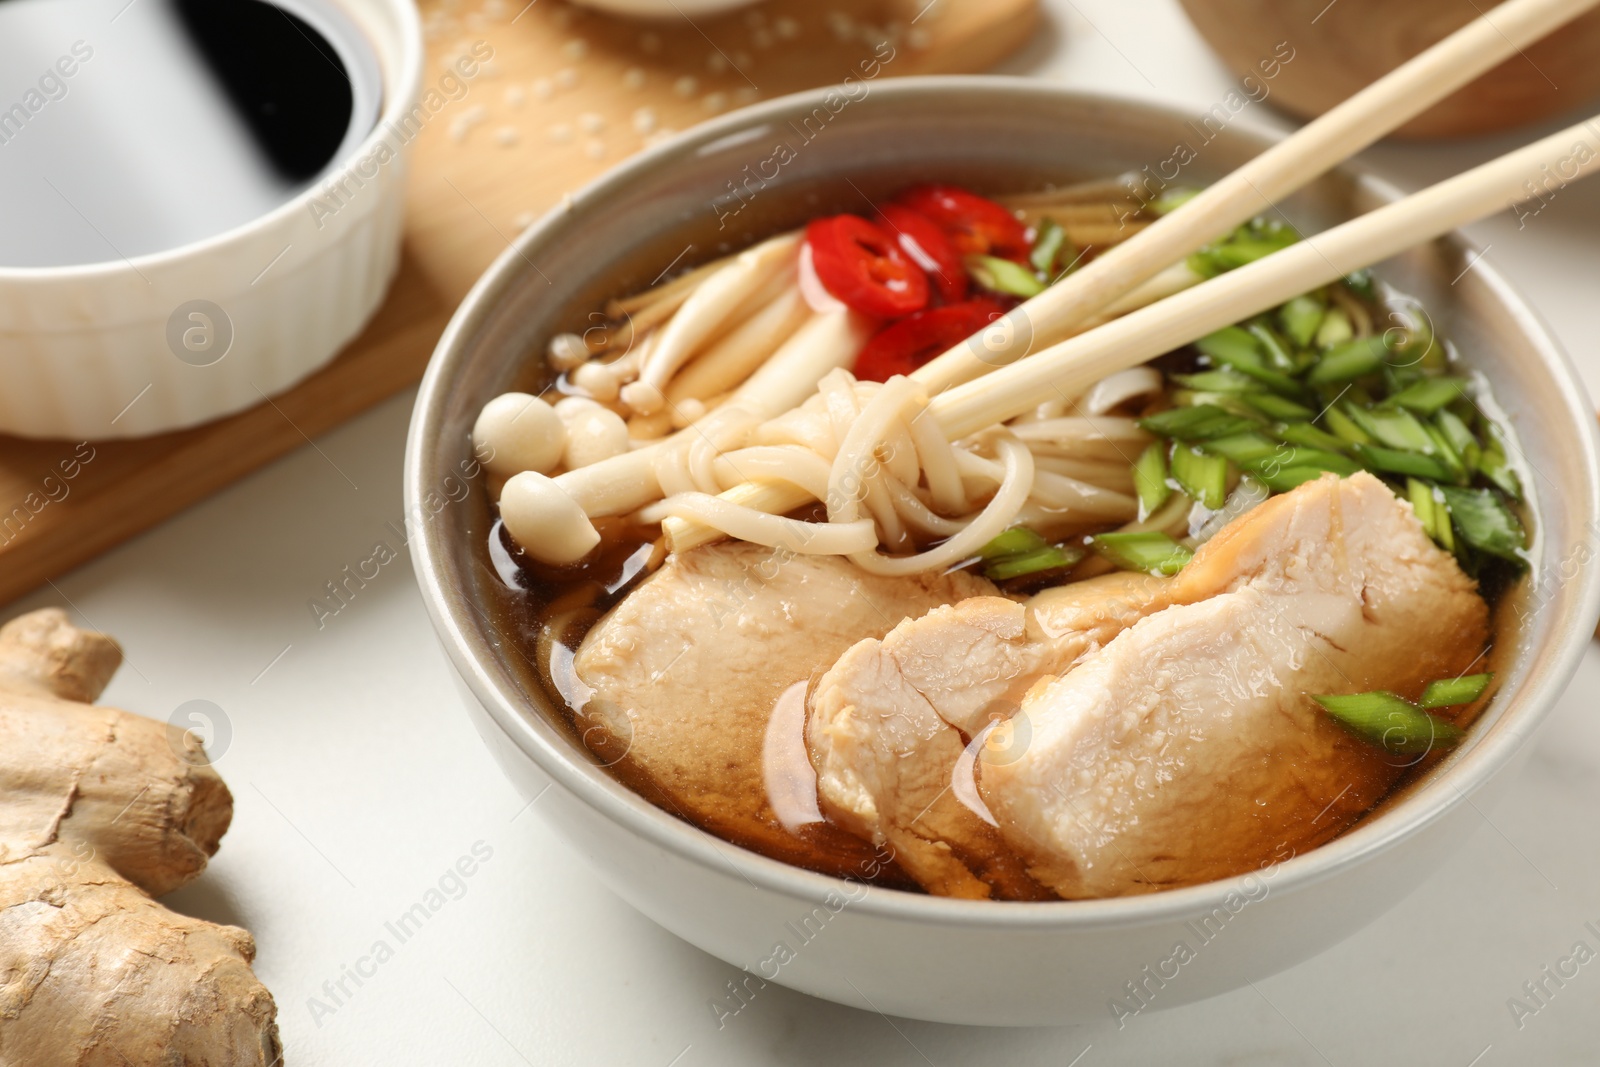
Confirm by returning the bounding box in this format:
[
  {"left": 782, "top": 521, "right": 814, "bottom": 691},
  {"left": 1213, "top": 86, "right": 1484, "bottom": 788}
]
[{"left": 664, "top": 0, "right": 1600, "bottom": 552}]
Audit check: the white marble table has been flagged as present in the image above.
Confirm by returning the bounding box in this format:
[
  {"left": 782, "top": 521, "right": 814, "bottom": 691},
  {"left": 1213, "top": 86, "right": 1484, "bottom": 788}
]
[{"left": 18, "top": 1, "right": 1600, "bottom": 1062}]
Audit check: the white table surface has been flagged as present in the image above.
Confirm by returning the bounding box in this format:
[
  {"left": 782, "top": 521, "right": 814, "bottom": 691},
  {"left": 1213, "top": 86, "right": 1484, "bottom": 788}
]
[{"left": 17, "top": 1, "right": 1600, "bottom": 1063}]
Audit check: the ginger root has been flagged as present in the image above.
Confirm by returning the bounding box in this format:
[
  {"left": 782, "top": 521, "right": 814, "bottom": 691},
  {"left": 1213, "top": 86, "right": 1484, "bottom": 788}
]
[{"left": 0, "top": 609, "right": 282, "bottom": 1066}]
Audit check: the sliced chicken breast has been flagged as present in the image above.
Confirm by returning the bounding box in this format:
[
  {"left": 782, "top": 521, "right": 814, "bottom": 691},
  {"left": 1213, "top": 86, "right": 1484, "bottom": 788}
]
[
  {"left": 808, "top": 571, "right": 1169, "bottom": 899},
  {"left": 983, "top": 472, "right": 1489, "bottom": 897},
  {"left": 572, "top": 542, "right": 992, "bottom": 881}
]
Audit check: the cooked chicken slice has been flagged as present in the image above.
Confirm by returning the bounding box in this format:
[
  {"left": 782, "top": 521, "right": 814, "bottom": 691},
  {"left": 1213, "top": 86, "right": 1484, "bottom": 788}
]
[
  {"left": 572, "top": 542, "right": 992, "bottom": 881},
  {"left": 808, "top": 571, "right": 1169, "bottom": 899},
  {"left": 983, "top": 472, "right": 1489, "bottom": 898}
]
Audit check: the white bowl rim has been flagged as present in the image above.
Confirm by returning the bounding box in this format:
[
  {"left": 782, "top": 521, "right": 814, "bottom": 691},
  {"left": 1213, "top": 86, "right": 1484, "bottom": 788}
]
[
  {"left": 407, "top": 75, "right": 1600, "bottom": 931},
  {"left": 0, "top": 0, "right": 424, "bottom": 283}
]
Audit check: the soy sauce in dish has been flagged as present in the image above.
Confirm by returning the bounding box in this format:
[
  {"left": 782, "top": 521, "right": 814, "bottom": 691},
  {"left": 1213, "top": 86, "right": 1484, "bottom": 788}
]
[{"left": 0, "top": 0, "right": 381, "bottom": 268}]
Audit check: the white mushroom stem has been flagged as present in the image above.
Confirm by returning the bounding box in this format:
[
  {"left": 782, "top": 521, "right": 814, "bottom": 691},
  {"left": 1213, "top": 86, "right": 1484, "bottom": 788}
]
[
  {"left": 666, "top": 287, "right": 809, "bottom": 405},
  {"left": 507, "top": 310, "right": 873, "bottom": 562},
  {"left": 626, "top": 233, "right": 802, "bottom": 413}
]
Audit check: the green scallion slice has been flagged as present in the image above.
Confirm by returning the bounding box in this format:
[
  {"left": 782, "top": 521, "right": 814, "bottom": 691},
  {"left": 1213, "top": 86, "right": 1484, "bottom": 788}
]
[
  {"left": 1315, "top": 308, "right": 1354, "bottom": 349},
  {"left": 1477, "top": 439, "right": 1523, "bottom": 501},
  {"left": 1313, "top": 691, "right": 1465, "bottom": 755},
  {"left": 1170, "top": 443, "right": 1229, "bottom": 509},
  {"left": 1274, "top": 421, "right": 1350, "bottom": 453},
  {"left": 1343, "top": 269, "right": 1377, "bottom": 300},
  {"left": 979, "top": 526, "right": 1049, "bottom": 561},
  {"left": 1346, "top": 405, "right": 1437, "bottom": 454},
  {"left": 1200, "top": 432, "right": 1283, "bottom": 466},
  {"left": 1435, "top": 410, "right": 1481, "bottom": 469},
  {"left": 1149, "top": 188, "right": 1200, "bottom": 215},
  {"left": 1139, "top": 405, "right": 1258, "bottom": 441},
  {"left": 1419, "top": 673, "right": 1492, "bottom": 709},
  {"left": 1278, "top": 294, "right": 1326, "bottom": 348},
  {"left": 1256, "top": 466, "right": 1341, "bottom": 493},
  {"left": 1261, "top": 448, "right": 1360, "bottom": 476},
  {"left": 1092, "top": 531, "right": 1194, "bottom": 576},
  {"left": 1247, "top": 323, "right": 1298, "bottom": 373},
  {"left": 1437, "top": 486, "right": 1528, "bottom": 564},
  {"left": 1171, "top": 369, "right": 1266, "bottom": 394},
  {"left": 1307, "top": 338, "right": 1389, "bottom": 385},
  {"left": 1029, "top": 218, "right": 1072, "bottom": 278},
  {"left": 1133, "top": 442, "right": 1172, "bottom": 518},
  {"left": 1387, "top": 376, "right": 1467, "bottom": 414},
  {"left": 966, "top": 255, "right": 1046, "bottom": 298},
  {"left": 1244, "top": 394, "right": 1316, "bottom": 421},
  {"left": 984, "top": 545, "right": 1085, "bottom": 582},
  {"left": 1323, "top": 405, "right": 1374, "bottom": 446},
  {"left": 1195, "top": 326, "right": 1260, "bottom": 365},
  {"left": 1354, "top": 444, "right": 1456, "bottom": 481},
  {"left": 1407, "top": 478, "right": 1455, "bottom": 550}
]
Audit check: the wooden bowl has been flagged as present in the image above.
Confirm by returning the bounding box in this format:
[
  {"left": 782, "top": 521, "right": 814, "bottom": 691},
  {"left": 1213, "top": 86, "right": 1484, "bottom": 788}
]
[{"left": 1177, "top": 0, "right": 1600, "bottom": 138}]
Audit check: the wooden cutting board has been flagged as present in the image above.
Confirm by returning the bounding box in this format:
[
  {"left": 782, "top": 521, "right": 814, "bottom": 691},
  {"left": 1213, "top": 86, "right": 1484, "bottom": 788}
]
[{"left": 0, "top": 0, "right": 1038, "bottom": 606}]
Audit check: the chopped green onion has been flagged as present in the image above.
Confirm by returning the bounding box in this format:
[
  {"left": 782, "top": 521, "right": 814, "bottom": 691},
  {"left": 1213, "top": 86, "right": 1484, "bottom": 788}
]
[
  {"left": 1354, "top": 444, "right": 1456, "bottom": 481},
  {"left": 1423, "top": 421, "right": 1468, "bottom": 483},
  {"left": 1437, "top": 486, "right": 1528, "bottom": 564},
  {"left": 1133, "top": 442, "right": 1172, "bottom": 519},
  {"left": 1199, "top": 432, "right": 1282, "bottom": 466},
  {"left": 1274, "top": 421, "right": 1349, "bottom": 453},
  {"left": 1346, "top": 405, "right": 1437, "bottom": 454},
  {"left": 1171, "top": 369, "right": 1266, "bottom": 393},
  {"left": 1029, "top": 219, "right": 1073, "bottom": 278},
  {"left": 1139, "top": 405, "right": 1258, "bottom": 441},
  {"left": 984, "top": 545, "right": 1084, "bottom": 581},
  {"left": 1278, "top": 294, "right": 1326, "bottom": 348},
  {"left": 979, "top": 526, "right": 1049, "bottom": 561},
  {"left": 1315, "top": 308, "right": 1354, "bottom": 349},
  {"left": 1386, "top": 376, "right": 1467, "bottom": 414},
  {"left": 1435, "top": 410, "right": 1481, "bottom": 468},
  {"left": 1323, "top": 405, "right": 1374, "bottom": 446},
  {"left": 1170, "top": 443, "right": 1229, "bottom": 509},
  {"left": 1195, "top": 329, "right": 1305, "bottom": 396},
  {"left": 1308, "top": 338, "right": 1389, "bottom": 385},
  {"left": 1247, "top": 323, "right": 1298, "bottom": 373},
  {"left": 1092, "top": 531, "right": 1194, "bottom": 576},
  {"left": 1419, "top": 673, "right": 1493, "bottom": 709},
  {"left": 1195, "top": 326, "right": 1260, "bottom": 365},
  {"left": 1408, "top": 477, "right": 1437, "bottom": 532},
  {"left": 1313, "top": 691, "right": 1465, "bottom": 755},
  {"left": 1407, "top": 478, "right": 1454, "bottom": 550},
  {"left": 1211, "top": 240, "right": 1296, "bottom": 268},
  {"left": 1477, "top": 431, "right": 1523, "bottom": 500},
  {"left": 1244, "top": 394, "right": 1316, "bottom": 421},
  {"left": 1343, "top": 269, "right": 1376, "bottom": 300},
  {"left": 1260, "top": 448, "right": 1360, "bottom": 476},
  {"left": 1149, "top": 188, "right": 1200, "bottom": 215},
  {"left": 966, "top": 255, "right": 1046, "bottom": 298},
  {"left": 1255, "top": 466, "right": 1338, "bottom": 493}
]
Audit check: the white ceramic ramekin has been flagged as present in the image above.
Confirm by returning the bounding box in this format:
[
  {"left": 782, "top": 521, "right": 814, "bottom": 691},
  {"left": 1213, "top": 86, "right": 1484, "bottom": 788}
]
[
  {"left": 407, "top": 80, "right": 1600, "bottom": 1026},
  {"left": 0, "top": 0, "right": 422, "bottom": 440}
]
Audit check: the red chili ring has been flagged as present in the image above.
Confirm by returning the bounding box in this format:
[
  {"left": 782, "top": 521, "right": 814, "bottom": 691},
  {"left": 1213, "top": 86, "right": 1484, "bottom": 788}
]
[
  {"left": 854, "top": 299, "right": 1007, "bottom": 382},
  {"left": 893, "top": 184, "right": 1030, "bottom": 261},
  {"left": 805, "top": 215, "right": 931, "bottom": 319}
]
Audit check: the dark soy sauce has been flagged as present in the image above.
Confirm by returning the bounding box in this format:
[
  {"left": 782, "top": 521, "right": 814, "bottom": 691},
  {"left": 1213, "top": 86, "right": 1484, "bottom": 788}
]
[{"left": 0, "top": 0, "right": 381, "bottom": 268}]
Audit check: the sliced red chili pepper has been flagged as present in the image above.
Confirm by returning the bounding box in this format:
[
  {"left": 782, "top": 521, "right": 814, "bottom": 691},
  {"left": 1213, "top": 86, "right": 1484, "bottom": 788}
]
[
  {"left": 854, "top": 300, "right": 1006, "bottom": 382},
  {"left": 877, "top": 204, "right": 968, "bottom": 305},
  {"left": 893, "top": 184, "right": 1030, "bottom": 260},
  {"left": 805, "top": 215, "right": 930, "bottom": 319}
]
